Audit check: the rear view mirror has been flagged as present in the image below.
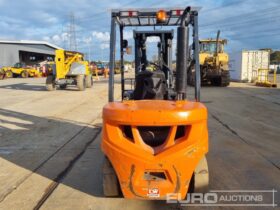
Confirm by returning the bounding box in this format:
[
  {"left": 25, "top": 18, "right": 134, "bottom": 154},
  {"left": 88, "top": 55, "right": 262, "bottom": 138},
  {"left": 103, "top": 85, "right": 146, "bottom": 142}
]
[
  {"left": 126, "top": 46, "right": 132, "bottom": 55},
  {"left": 122, "top": 40, "right": 128, "bottom": 48}
]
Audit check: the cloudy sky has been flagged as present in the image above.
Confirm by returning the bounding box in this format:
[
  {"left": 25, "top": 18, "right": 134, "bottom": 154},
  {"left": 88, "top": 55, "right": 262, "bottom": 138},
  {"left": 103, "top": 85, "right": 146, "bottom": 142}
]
[{"left": 0, "top": 0, "right": 279, "bottom": 61}]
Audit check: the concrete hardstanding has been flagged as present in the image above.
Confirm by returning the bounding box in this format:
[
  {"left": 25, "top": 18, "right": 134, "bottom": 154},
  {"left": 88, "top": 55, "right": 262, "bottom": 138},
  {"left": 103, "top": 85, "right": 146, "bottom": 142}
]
[{"left": 0, "top": 78, "right": 279, "bottom": 209}]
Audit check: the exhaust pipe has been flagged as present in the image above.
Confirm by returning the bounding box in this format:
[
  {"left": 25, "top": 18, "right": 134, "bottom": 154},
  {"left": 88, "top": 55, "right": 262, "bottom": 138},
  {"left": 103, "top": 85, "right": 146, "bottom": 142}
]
[
  {"left": 176, "top": 7, "right": 191, "bottom": 100},
  {"left": 215, "top": 30, "right": 220, "bottom": 56}
]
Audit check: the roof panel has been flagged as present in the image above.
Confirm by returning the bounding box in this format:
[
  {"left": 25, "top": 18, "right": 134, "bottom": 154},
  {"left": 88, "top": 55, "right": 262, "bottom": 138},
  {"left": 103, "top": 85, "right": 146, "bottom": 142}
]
[
  {"left": 0, "top": 40, "right": 62, "bottom": 49},
  {"left": 111, "top": 7, "right": 201, "bottom": 13}
]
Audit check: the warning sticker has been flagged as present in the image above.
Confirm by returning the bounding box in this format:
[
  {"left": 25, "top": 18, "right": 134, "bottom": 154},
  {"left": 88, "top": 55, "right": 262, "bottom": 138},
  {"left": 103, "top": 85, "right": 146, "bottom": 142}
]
[{"left": 147, "top": 188, "right": 160, "bottom": 198}]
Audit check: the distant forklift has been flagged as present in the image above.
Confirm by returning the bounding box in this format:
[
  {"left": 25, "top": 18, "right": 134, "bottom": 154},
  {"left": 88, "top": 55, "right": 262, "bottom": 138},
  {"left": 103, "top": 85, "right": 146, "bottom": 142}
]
[
  {"left": 188, "top": 30, "right": 230, "bottom": 86},
  {"left": 46, "top": 49, "right": 92, "bottom": 91}
]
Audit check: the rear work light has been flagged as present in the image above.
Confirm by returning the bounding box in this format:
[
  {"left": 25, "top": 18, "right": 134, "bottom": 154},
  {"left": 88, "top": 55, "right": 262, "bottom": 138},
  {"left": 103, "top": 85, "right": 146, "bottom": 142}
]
[
  {"left": 171, "top": 10, "right": 184, "bottom": 16},
  {"left": 120, "top": 11, "right": 138, "bottom": 17}
]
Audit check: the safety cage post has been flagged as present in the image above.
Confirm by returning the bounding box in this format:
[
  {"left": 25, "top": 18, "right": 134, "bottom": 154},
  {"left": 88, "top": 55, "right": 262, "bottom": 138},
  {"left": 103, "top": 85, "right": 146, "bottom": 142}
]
[
  {"left": 193, "top": 12, "right": 201, "bottom": 102},
  {"left": 109, "top": 16, "right": 117, "bottom": 102}
]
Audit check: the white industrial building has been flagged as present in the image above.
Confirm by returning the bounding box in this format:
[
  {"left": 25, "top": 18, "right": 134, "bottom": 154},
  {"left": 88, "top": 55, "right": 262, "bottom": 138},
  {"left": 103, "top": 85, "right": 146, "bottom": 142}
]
[
  {"left": 0, "top": 40, "right": 61, "bottom": 67},
  {"left": 229, "top": 50, "right": 270, "bottom": 82}
]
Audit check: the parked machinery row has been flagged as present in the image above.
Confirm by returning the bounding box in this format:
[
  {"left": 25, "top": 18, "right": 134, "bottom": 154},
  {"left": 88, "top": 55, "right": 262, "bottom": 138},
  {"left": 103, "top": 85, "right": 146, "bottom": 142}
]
[{"left": 0, "top": 62, "right": 41, "bottom": 79}]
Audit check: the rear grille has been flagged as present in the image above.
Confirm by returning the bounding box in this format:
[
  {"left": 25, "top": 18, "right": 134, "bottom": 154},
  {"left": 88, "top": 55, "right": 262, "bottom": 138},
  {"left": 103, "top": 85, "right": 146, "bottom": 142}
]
[
  {"left": 175, "top": 125, "right": 186, "bottom": 140},
  {"left": 143, "top": 171, "right": 166, "bottom": 181},
  {"left": 138, "top": 126, "right": 170, "bottom": 147},
  {"left": 121, "top": 125, "right": 189, "bottom": 148},
  {"left": 122, "top": 125, "right": 133, "bottom": 142}
]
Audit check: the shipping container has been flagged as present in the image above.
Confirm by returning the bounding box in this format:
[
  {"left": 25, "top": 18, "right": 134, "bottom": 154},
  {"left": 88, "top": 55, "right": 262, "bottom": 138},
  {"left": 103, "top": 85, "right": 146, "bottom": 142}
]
[{"left": 229, "top": 50, "right": 270, "bottom": 82}]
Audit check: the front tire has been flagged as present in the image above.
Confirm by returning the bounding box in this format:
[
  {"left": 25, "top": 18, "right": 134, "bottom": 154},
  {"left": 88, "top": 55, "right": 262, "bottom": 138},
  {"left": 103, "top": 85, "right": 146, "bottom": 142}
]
[
  {"left": 76, "top": 75, "right": 86, "bottom": 91},
  {"left": 188, "top": 156, "right": 209, "bottom": 194},
  {"left": 46, "top": 75, "right": 56, "bottom": 91},
  {"left": 59, "top": 84, "right": 67, "bottom": 90},
  {"left": 85, "top": 74, "right": 93, "bottom": 88},
  {"left": 5, "top": 70, "right": 13, "bottom": 78},
  {"left": 21, "top": 70, "right": 29, "bottom": 78}
]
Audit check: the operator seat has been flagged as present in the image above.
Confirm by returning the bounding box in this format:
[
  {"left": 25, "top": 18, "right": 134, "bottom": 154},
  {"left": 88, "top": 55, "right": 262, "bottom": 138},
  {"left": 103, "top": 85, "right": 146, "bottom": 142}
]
[{"left": 133, "top": 69, "right": 167, "bottom": 100}]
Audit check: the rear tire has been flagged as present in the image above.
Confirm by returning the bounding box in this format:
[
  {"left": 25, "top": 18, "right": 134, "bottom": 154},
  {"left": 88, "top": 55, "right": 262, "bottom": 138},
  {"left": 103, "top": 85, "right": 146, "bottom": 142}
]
[
  {"left": 85, "top": 74, "right": 93, "bottom": 88},
  {"left": 21, "top": 70, "right": 29, "bottom": 78},
  {"left": 76, "top": 75, "right": 86, "bottom": 91},
  {"left": 188, "top": 156, "right": 209, "bottom": 194},
  {"left": 103, "top": 156, "right": 121, "bottom": 197},
  {"left": 46, "top": 75, "right": 56, "bottom": 91},
  {"left": 5, "top": 70, "right": 13, "bottom": 78}
]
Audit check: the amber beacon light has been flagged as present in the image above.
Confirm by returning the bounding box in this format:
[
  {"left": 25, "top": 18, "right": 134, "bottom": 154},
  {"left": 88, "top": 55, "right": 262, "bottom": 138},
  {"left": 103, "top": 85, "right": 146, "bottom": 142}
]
[{"left": 156, "top": 10, "right": 167, "bottom": 23}]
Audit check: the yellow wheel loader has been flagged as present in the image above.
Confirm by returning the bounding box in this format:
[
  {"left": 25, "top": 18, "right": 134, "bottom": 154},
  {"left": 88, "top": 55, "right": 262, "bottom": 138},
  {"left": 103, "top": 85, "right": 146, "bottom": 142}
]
[
  {"left": 188, "top": 30, "right": 230, "bottom": 86},
  {"left": 46, "top": 49, "right": 92, "bottom": 91}
]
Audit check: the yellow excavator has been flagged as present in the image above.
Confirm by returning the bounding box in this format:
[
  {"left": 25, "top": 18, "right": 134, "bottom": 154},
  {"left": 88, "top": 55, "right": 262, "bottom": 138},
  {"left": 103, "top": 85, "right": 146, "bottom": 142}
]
[
  {"left": 188, "top": 30, "right": 230, "bottom": 86},
  {"left": 46, "top": 49, "right": 92, "bottom": 91}
]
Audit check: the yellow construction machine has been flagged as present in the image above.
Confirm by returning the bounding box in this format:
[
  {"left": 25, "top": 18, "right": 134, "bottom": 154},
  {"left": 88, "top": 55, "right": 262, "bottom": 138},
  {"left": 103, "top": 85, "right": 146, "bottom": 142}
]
[
  {"left": 2, "top": 62, "right": 41, "bottom": 78},
  {"left": 46, "top": 49, "right": 92, "bottom": 91},
  {"left": 188, "top": 30, "right": 230, "bottom": 86}
]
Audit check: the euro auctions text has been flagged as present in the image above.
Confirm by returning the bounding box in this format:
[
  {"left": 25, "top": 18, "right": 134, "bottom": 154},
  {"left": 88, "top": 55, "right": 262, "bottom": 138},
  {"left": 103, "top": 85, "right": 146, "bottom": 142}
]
[{"left": 167, "top": 190, "right": 278, "bottom": 207}]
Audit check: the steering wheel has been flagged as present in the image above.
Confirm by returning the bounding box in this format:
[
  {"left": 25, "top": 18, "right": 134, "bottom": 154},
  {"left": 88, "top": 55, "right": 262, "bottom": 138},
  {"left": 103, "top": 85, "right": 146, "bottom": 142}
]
[{"left": 145, "top": 61, "right": 161, "bottom": 71}]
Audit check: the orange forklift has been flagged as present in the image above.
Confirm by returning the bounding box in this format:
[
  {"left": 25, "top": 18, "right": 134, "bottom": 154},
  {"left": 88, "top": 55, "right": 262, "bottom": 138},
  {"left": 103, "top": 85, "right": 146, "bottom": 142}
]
[{"left": 102, "top": 7, "right": 209, "bottom": 199}]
